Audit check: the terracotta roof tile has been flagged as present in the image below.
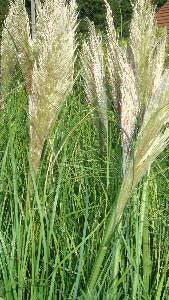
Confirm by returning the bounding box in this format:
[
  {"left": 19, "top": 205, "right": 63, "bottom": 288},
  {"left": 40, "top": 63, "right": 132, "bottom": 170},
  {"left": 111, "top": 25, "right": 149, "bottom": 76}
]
[{"left": 155, "top": 1, "right": 169, "bottom": 27}]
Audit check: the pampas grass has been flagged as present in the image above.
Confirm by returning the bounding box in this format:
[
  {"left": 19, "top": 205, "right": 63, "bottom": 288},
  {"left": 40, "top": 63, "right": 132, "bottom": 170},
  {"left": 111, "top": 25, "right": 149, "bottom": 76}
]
[
  {"left": 1, "top": 0, "right": 77, "bottom": 171},
  {"left": 29, "top": 0, "right": 77, "bottom": 171}
]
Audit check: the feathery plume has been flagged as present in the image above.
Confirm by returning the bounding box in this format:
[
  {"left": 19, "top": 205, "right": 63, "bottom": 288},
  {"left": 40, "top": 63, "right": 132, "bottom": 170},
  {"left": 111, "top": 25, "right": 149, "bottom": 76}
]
[
  {"left": 119, "top": 49, "right": 139, "bottom": 172},
  {"left": 30, "top": 0, "right": 77, "bottom": 171},
  {"left": 130, "top": 0, "right": 167, "bottom": 107},
  {"left": 104, "top": 0, "right": 139, "bottom": 171},
  {"left": 1, "top": 0, "right": 77, "bottom": 171}
]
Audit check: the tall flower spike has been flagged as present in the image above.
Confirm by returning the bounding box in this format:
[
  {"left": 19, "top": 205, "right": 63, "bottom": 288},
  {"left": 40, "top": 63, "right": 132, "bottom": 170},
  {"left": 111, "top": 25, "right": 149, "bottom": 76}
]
[
  {"left": 104, "top": 0, "right": 139, "bottom": 172},
  {"left": 81, "top": 22, "right": 108, "bottom": 133},
  {"left": 119, "top": 49, "right": 139, "bottom": 173},
  {"left": 29, "top": 0, "right": 77, "bottom": 171},
  {"left": 133, "top": 70, "right": 169, "bottom": 184},
  {"left": 130, "top": 0, "right": 167, "bottom": 108},
  {"left": 1, "top": 0, "right": 77, "bottom": 172}
]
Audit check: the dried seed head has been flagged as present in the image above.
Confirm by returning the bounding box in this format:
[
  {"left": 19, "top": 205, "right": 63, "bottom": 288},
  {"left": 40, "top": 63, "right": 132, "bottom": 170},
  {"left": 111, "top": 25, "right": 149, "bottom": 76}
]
[
  {"left": 29, "top": 0, "right": 77, "bottom": 170},
  {"left": 119, "top": 49, "right": 139, "bottom": 172},
  {"left": 1, "top": 0, "right": 77, "bottom": 172},
  {"left": 130, "top": 0, "right": 167, "bottom": 107}
]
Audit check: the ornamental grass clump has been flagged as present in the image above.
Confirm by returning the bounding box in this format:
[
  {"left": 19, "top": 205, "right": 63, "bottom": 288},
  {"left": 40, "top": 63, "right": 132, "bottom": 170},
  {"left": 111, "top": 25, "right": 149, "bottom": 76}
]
[
  {"left": 1, "top": 0, "right": 77, "bottom": 172},
  {"left": 81, "top": 0, "right": 169, "bottom": 291}
]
